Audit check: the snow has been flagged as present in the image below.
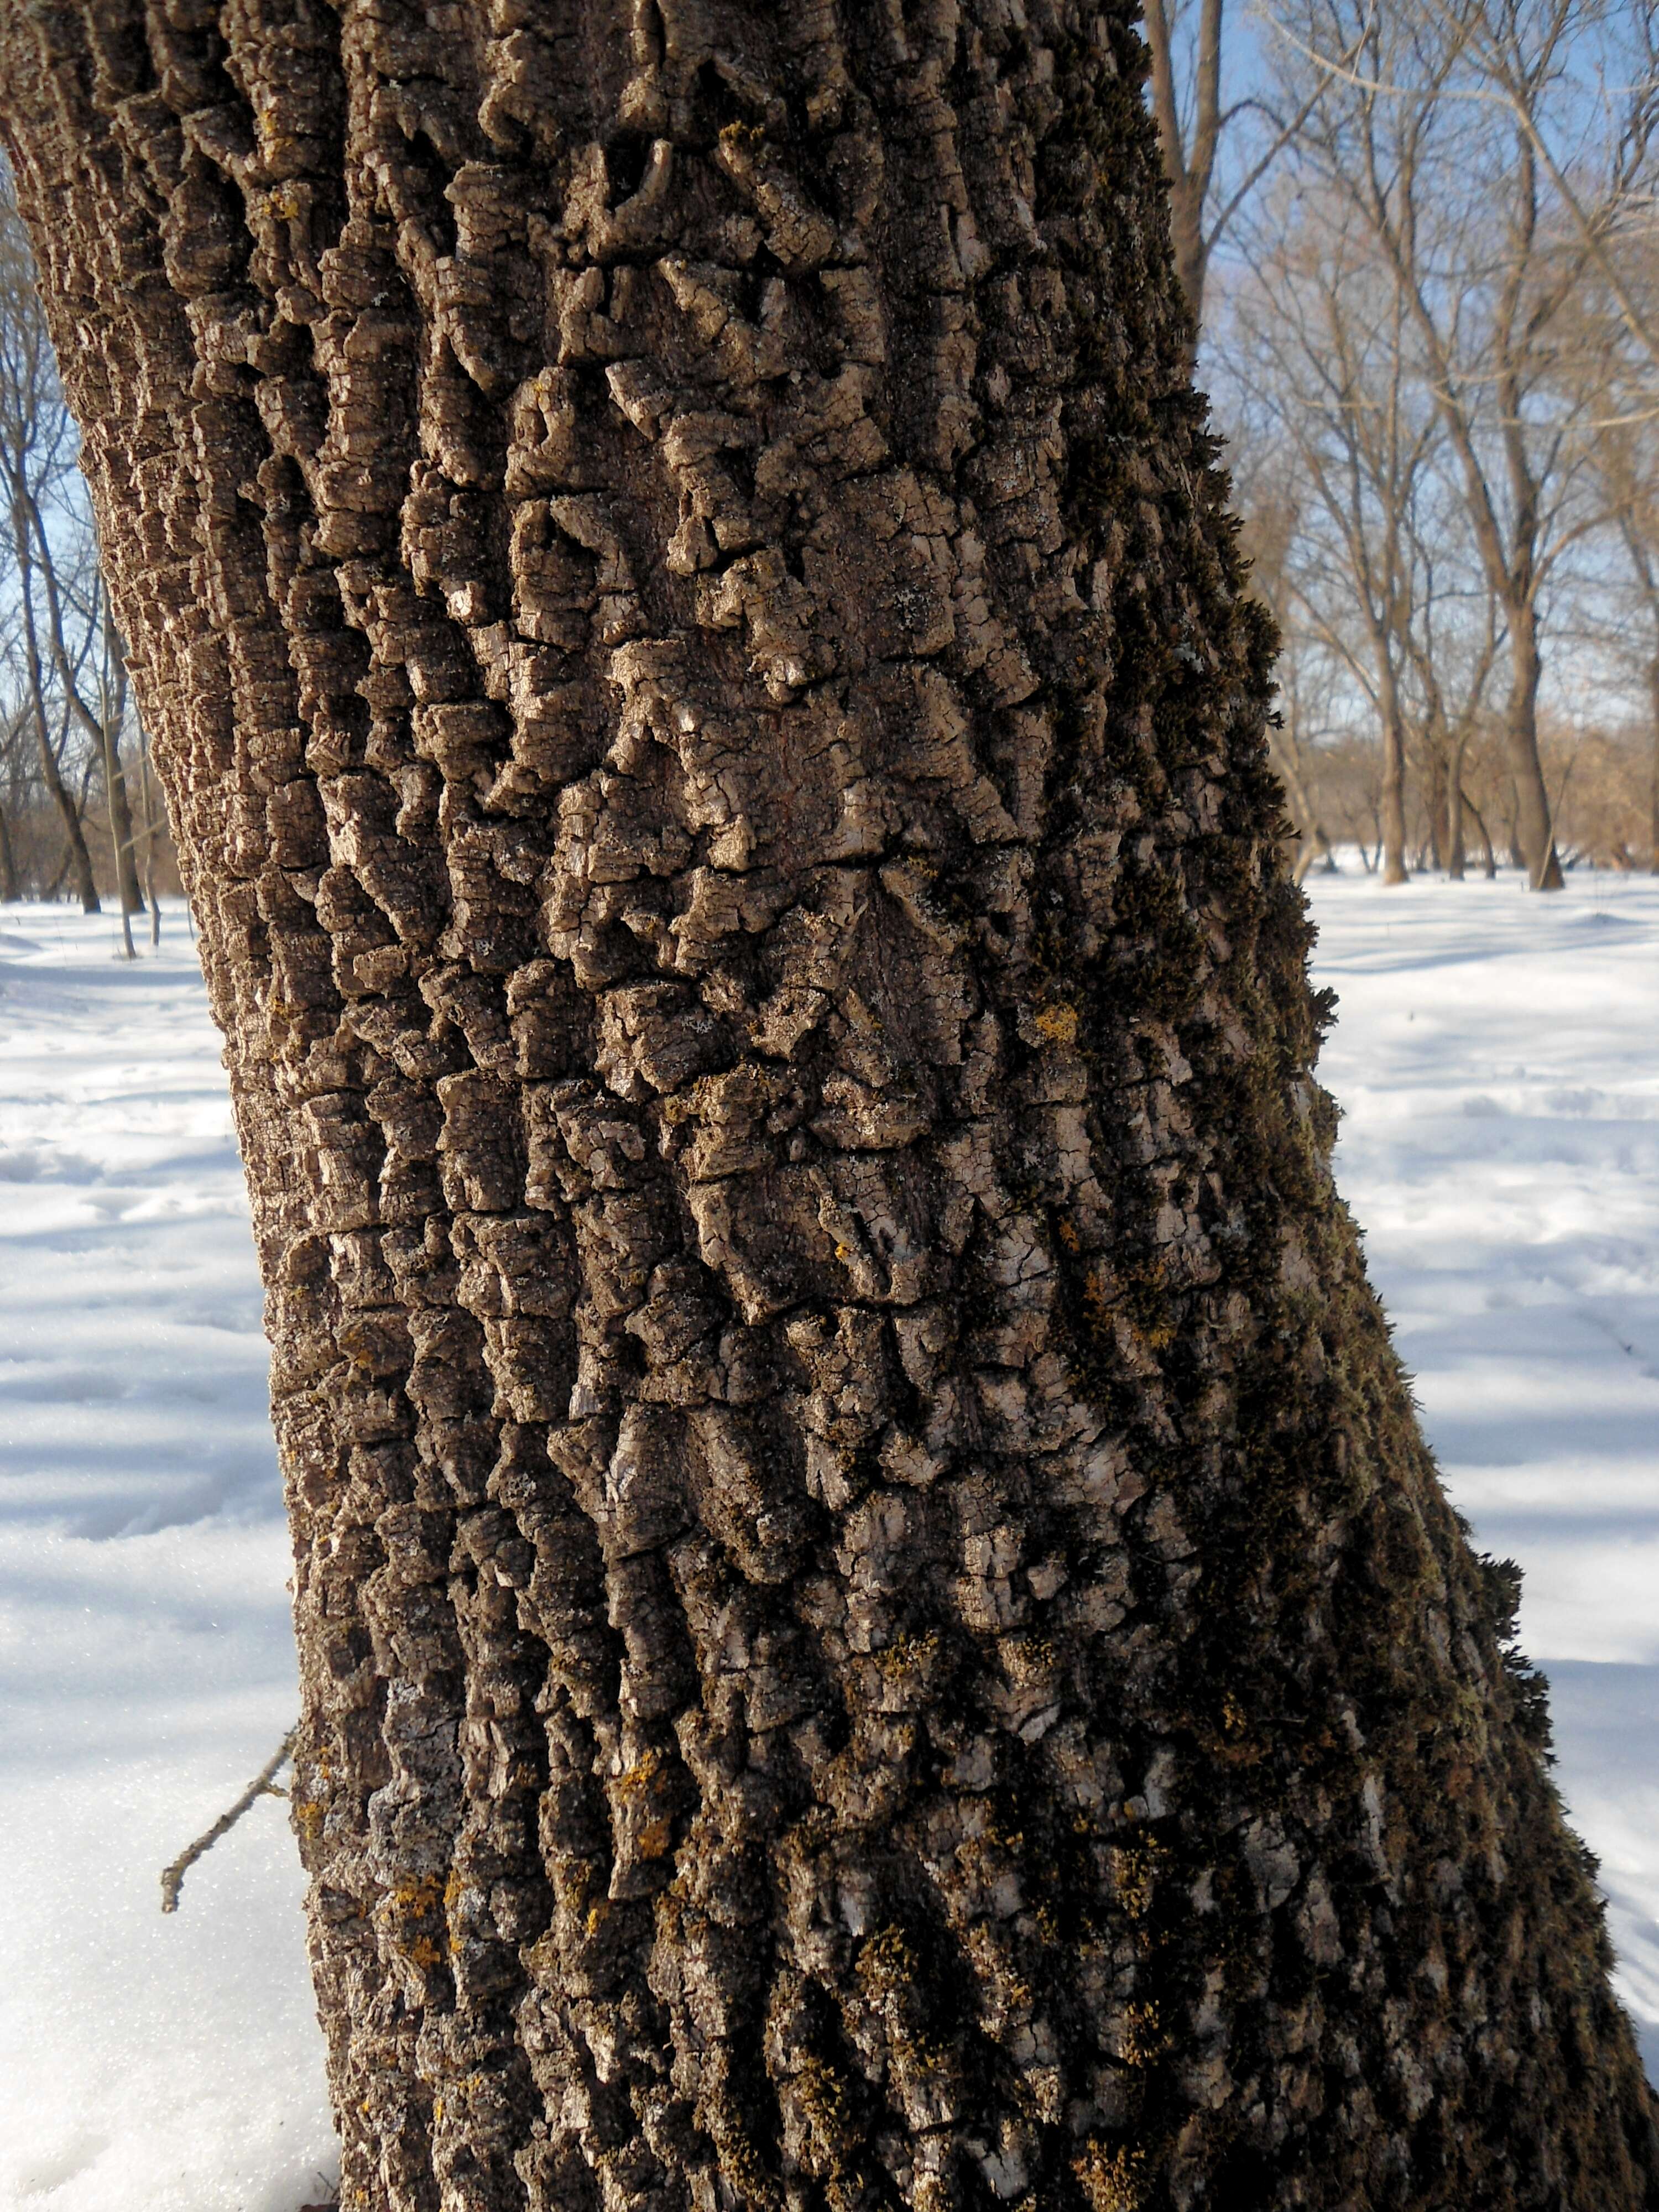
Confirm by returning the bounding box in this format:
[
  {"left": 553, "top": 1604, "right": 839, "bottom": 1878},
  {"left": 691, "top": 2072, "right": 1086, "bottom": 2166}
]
[
  {"left": 0, "top": 905, "right": 333, "bottom": 2212},
  {"left": 0, "top": 868, "right": 1655, "bottom": 2208},
  {"left": 1310, "top": 866, "right": 1659, "bottom": 2072}
]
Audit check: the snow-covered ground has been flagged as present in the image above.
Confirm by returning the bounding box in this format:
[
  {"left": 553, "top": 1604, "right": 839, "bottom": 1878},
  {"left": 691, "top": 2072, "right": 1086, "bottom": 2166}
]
[
  {"left": 1311, "top": 866, "right": 1659, "bottom": 2069},
  {"left": 0, "top": 869, "right": 1655, "bottom": 2209},
  {"left": 0, "top": 905, "right": 332, "bottom": 2212}
]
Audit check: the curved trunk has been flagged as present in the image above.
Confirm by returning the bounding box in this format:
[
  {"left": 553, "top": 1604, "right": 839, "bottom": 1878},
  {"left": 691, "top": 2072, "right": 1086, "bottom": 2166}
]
[{"left": 2, "top": 5, "right": 1652, "bottom": 2211}]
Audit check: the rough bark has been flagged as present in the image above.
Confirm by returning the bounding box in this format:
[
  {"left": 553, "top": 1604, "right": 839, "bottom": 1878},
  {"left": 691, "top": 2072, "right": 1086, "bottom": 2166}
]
[{"left": 2, "top": 5, "right": 1653, "bottom": 2211}]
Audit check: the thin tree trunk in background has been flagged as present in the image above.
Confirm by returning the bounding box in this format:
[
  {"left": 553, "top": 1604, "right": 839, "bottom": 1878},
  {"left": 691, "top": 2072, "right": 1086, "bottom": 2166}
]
[
  {"left": 102, "top": 716, "right": 135, "bottom": 954},
  {"left": 21, "top": 487, "right": 147, "bottom": 915},
  {"left": 0, "top": 792, "right": 15, "bottom": 900},
  {"left": 30, "top": 698, "right": 95, "bottom": 909},
  {"left": 1650, "top": 653, "right": 1659, "bottom": 873},
  {"left": 1143, "top": 0, "right": 1220, "bottom": 360},
  {"left": 1444, "top": 721, "right": 1474, "bottom": 880},
  {"left": 3, "top": 5, "right": 1655, "bottom": 2210},
  {"left": 1464, "top": 789, "right": 1498, "bottom": 878},
  {"left": 139, "top": 726, "right": 162, "bottom": 944},
  {"left": 1506, "top": 607, "right": 1563, "bottom": 889},
  {"left": 1424, "top": 739, "right": 1447, "bottom": 872},
  {"left": 102, "top": 724, "right": 143, "bottom": 916},
  {"left": 12, "top": 505, "right": 98, "bottom": 911},
  {"left": 1265, "top": 733, "right": 1330, "bottom": 886},
  {"left": 1379, "top": 671, "right": 1408, "bottom": 885}
]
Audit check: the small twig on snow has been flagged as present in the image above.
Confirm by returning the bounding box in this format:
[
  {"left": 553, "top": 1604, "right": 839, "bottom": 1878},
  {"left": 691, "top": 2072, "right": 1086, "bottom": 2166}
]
[{"left": 160, "top": 1726, "right": 298, "bottom": 1914}]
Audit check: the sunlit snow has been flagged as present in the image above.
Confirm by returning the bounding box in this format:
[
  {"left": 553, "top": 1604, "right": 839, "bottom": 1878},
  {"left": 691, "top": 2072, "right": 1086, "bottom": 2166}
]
[{"left": 0, "top": 869, "right": 1655, "bottom": 2209}]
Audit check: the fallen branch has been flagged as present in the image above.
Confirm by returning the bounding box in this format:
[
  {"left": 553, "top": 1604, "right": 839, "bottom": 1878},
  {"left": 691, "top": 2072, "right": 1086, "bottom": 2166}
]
[{"left": 160, "top": 1726, "right": 297, "bottom": 1914}]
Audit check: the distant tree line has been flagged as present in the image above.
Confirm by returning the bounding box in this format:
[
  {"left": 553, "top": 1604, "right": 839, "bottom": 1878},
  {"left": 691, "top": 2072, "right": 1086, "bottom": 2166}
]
[
  {"left": 0, "top": 179, "right": 178, "bottom": 938},
  {"left": 1147, "top": 0, "right": 1659, "bottom": 885},
  {"left": 3, "top": 2, "right": 1655, "bottom": 912}
]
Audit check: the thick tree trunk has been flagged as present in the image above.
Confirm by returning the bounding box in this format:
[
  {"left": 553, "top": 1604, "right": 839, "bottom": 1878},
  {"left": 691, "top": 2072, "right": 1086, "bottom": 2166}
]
[{"left": 2, "top": 6, "right": 1653, "bottom": 2211}]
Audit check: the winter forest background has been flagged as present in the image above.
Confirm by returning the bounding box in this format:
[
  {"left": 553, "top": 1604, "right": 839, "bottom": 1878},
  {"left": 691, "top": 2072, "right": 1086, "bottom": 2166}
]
[
  {"left": 4, "top": 0, "right": 1659, "bottom": 897},
  {"left": 2, "top": 0, "right": 1658, "bottom": 2205}
]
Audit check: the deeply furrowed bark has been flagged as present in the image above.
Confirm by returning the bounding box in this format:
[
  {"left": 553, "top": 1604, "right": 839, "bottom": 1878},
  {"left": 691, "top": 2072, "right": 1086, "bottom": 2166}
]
[{"left": 2, "top": 4, "right": 1653, "bottom": 2208}]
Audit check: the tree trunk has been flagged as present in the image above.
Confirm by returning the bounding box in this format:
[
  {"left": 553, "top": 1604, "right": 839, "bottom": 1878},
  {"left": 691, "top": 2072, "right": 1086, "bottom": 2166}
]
[
  {"left": 1378, "top": 673, "right": 1408, "bottom": 886},
  {"left": 102, "top": 720, "right": 145, "bottom": 917},
  {"left": 102, "top": 717, "right": 136, "bottom": 954},
  {"left": 139, "top": 727, "right": 163, "bottom": 945},
  {"left": 1164, "top": 185, "right": 1207, "bottom": 374},
  {"left": 11, "top": 493, "right": 101, "bottom": 911},
  {"left": 1505, "top": 611, "right": 1563, "bottom": 890},
  {"left": 0, "top": 790, "right": 16, "bottom": 901},
  {"left": 3, "top": 6, "right": 1653, "bottom": 2211},
  {"left": 1446, "top": 728, "right": 1470, "bottom": 880},
  {"left": 1649, "top": 652, "right": 1659, "bottom": 874},
  {"left": 1465, "top": 790, "right": 1498, "bottom": 879},
  {"left": 33, "top": 705, "right": 97, "bottom": 911},
  {"left": 1264, "top": 734, "right": 1328, "bottom": 890},
  {"left": 1424, "top": 737, "right": 1446, "bottom": 874}
]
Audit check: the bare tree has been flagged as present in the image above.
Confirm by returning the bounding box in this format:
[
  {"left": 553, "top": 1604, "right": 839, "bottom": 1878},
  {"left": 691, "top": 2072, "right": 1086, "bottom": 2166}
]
[
  {"left": 3, "top": 2, "right": 1656, "bottom": 2208},
  {"left": 0, "top": 176, "right": 150, "bottom": 917},
  {"left": 1142, "top": 0, "right": 1331, "bottom": 349},
  {"left": 1262, "top": 0, "right": 1658, "bottom": 888},
  {"left": 0, "top": 236, "right": 100, "bottom": 910},
  {"left": 1570, "top": 248, "right": 1659, "bottom": 868},
  {"left": 1228, "top": 194, "right": 1459, "bottom": 882},
  {"left": 1407, "top": 563, "right": 1504, "bottom": 875},
  {"left": 1223, "top": 430, "right": 1341, "bottom": 876},
  {"left": 0, "top": 718, "right": 17, "bottom": 899}
]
